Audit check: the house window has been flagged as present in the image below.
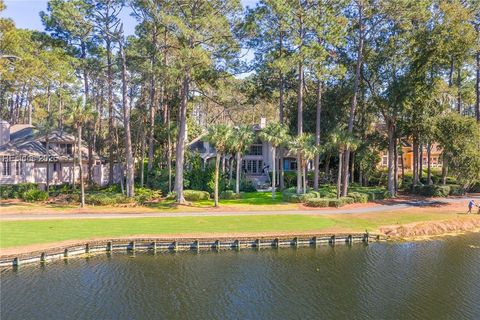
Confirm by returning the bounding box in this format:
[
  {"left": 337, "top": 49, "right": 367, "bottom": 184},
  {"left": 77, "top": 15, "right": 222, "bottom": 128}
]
[
  {"left": 248, "top": 145, "right": 263, "bottom": 156},
  {"left": 15, "top": 161, "right": 24, "bottom": 176},
  {"left": 2, "top": 161, "right": 11, "bottom": 176},
  {"left": 66, "top": 144, "right": 72, "bottom": 155},
  {"left": 382, "top": 156, "right": 388, "bottom": 166},
  {"left": 53, "top": 163, "right": 60, "bottom": 172}
]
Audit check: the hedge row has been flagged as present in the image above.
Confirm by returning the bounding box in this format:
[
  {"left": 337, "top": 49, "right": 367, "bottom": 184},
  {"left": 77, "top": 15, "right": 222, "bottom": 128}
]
[
  {"left": 0, "top": 183, "right": 39, "bottom": 199},
  {"left": 167, "top": 190, "right": 211, "bottom": 201},
  {"left": 304, "top": 197, "right": 354, "bottom": 208},
  {"left": 411, "top": 184, "right": 464, "bottom": 197}
]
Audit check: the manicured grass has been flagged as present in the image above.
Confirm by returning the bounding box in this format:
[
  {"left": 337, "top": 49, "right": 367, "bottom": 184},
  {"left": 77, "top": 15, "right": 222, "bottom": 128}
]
[{"left": 0, "top": 209, "right": 469, "bottom": 249}]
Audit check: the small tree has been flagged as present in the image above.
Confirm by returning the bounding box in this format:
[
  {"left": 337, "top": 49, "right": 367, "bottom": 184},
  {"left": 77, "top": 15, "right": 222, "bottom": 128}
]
[
  {"left": 206, "top": 124, "right": 233, "bottom": 207},
  {"left": 328, "top": 129, "right": 358, "bottom": 199},
  {"left": 289, "top": 134, "right": 319, "bottom": 194},
  {"left": 70, "top": 99, "right": 94, "bottom": 208},
  {"left": 258, "top": 122, "right": 289, "bottom": 199},
  {"left": 228, "top": 125, "right": 254, "bottom": 195}
]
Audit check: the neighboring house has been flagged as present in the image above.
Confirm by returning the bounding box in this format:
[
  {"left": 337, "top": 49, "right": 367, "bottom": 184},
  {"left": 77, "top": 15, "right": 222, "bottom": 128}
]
[
  {"left": 0, "top": 119, "right": 118, "bottom": 187},
  {"left": 191, "top": 118, "right": 299, "bottom": 187},
  {"left": 378, "top": 141, "right": 443, "bottom": 170}
]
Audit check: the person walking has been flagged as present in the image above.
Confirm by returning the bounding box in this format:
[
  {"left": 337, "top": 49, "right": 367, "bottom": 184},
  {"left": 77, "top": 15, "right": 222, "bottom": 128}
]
[{"left": 467, "top": 200, "right": 476, "bottom": 214}]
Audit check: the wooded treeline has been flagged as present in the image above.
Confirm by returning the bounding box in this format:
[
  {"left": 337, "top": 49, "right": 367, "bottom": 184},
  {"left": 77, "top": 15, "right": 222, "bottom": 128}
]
[{"left": 1, "top": 0, "right": 479, "bottom": 202}]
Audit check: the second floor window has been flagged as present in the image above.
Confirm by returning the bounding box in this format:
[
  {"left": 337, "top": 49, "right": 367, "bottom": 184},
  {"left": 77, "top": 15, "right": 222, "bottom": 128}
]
[{"left": 248, "top": 145, "right": 263, "bottom": 156}]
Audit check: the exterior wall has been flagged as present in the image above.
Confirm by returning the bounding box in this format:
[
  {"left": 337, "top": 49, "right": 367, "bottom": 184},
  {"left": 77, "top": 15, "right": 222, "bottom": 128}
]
[{"left": 379, "top": 147, "right": 443, "bottom": 171}]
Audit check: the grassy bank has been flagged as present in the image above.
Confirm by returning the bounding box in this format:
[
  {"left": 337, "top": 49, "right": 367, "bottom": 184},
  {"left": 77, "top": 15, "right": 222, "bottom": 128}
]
[{"left": 1, "top": 209, "right": 477, "bottom": 249}]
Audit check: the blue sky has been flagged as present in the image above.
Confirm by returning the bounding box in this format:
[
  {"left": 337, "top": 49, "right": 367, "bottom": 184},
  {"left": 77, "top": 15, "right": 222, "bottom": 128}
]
[{"left": 1, "top": 0, "right": 259, "bottom": 35}]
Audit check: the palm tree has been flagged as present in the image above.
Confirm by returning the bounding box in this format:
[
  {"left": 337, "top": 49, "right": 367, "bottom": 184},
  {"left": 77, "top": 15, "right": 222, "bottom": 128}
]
[
  {"left": 328, "top": 129, "right": 359, "bottom": 199},
  {"left": 258, "top": 123, "right": 289, "bottom": 199},
  {"left": 206, "top": 124, "right": 233, "bottom": 207},
  {"left": 289, "top": 134, "right": 319, "bottom": 194},
  {"left": 70, "top": 99, "right": 93, "bottom": 208},
  {"left": 228, "top": 125, "right": 254, "bottom": 195}
]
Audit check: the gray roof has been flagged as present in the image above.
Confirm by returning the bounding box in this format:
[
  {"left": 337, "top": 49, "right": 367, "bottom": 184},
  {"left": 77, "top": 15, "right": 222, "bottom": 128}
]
[{"left": 0, "top": 125, "right": 100, "bottom": 162}]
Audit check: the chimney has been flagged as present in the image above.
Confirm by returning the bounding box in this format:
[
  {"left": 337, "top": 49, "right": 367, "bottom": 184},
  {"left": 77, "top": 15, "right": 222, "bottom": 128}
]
[
  {"left": 0, "top": 120, "right": 10, "bottom": 147},
  {"left": 260, "top": 117, "right": 266, "bottom": 129}
]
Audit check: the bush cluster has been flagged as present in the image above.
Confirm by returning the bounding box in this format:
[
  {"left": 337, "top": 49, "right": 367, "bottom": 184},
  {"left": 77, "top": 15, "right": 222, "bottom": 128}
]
[
  {"left": 22, "top": 189, "right": 48, "bottom": 202},
  {"left": 411, "top": 184, "right": 461, "bottom": 197},
  {"left": 85, "top": 193, "right": 135, "bottom": 206},
  {"left": 183, "top": 190, "right": 210, "bottom": 201},
  {"left": 348, "top": 192, "right": 369, "bottom": 203},
  {"left": 134, "top": 188, "right": 162, "bottom": 204},
  {"left": 220, "top": 190, "right": 240, "bottom": 200},
  {"left": 305, "top": 197, "right": 354, "bottom": 208},
  {"left": 0, "top": 183, "right": 39, "bottom": 199}
]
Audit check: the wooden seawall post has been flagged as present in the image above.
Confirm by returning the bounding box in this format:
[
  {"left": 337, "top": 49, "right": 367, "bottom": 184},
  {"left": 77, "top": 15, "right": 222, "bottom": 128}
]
[
  {"left": 234, "top": 240, "right": 240, "bottom": 250},
  {"left": 274, "top": 238, "right": 279, "bottom": 248},
  {"left": 85, "top": 243, "right": 90, "bottom": 254},
  {"left": 330, "top": 235, "right": 336, "bottom": 245},
  {"left": 107, "top": 241, "right": 113, "bottom": 252}
]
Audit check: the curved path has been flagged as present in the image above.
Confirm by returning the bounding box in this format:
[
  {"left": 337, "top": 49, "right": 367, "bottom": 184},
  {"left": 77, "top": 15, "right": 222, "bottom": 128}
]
[{"left": 1, "top": 196, "right": 479, "bottom": 221}]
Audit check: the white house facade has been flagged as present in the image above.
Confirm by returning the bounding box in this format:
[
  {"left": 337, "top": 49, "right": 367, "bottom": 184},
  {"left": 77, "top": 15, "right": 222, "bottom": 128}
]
[{"left": 0, "top": 120, "right": 118, "bottom": 187}]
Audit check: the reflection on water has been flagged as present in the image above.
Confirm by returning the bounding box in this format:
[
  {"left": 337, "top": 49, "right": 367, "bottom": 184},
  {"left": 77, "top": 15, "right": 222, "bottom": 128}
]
[{"left": 1, "top": 233, "right": 480, "bottom": 319}]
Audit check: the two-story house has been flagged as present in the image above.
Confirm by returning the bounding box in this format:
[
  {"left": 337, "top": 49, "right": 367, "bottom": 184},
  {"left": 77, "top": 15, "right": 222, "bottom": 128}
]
[{"left": 0, "top": 119, "right": 116, "bottom": 188}]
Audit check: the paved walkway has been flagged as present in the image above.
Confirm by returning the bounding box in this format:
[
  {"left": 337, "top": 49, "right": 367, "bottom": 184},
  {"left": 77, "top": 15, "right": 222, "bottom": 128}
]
[{"left": 2, "top": 196, "right": 479, "bottom": 221}]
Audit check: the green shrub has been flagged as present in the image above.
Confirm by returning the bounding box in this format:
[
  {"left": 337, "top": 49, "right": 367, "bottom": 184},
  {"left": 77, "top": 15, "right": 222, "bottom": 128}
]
[
  {"left": 305, "top": 197, "right": 354, "bottom": 208},
  {"left": 411, "top": 185, "right": 450, "bottom": 197},
  {"left": 282, "top": 189, "right": 318, "bottom": 203},
  {"left": 135, "top": 188, "right": 162, "bottom": 204},
  {"left": 239, "top": 179, "right": 257, "bottom": 192},
  {"left": 448, "top": 185, "right": 464, "bottom": 196},
  {"left": 85, "top": 193, "right": 135, "bottom": 206},
  {"left": 22, "top": 189, "right": 48, "bottom": 202},
  {"left": 329, "top": 197, "right": 355, "bottom": 207},
  {"left": 304, "top": 198, "right": 331, "bottom": 207},
  {"left": 0, "top": 183, "right": 39, "bottom": 199},
  {"left": 183, "top": 190, "right": 210, "bottom": 201},
  {"left": 348, "top": 192, "right": 369, "bottom": 203},
  {"left": 220, "top": 190, "right": 240, "bottom": 199}
]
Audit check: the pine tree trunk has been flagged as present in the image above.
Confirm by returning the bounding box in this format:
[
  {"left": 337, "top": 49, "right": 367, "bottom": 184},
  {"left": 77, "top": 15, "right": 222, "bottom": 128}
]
[
  {"left": 387, "top": 122, "right": 395, "bottom": 197},
  {"left": 476, "top": 48, "right": 479, "bottom": 122},
  {"left": 140, "top": 126, "right": 146, "bottom": 187},
  {"left": 342, "top": 0, "right": 364, "bottom": 197},
  {"left": 78, "top": 125, "right": 85, "bottom": 207},
  {"left": 107, "top": 38, "right": 115, "bottom": 185},
  {"left": 427, "top": 143, "right": 432, "bottom": 185},
  {"left": 120, "top": 42, "right": 135, "bottom": 198},
  {"left": 314, "top": 81, "right": 322, "bottom": 191},
  {"left": 441, "top": 153, "right": 448, "bottom": 185},
  {"left": 214, "top": 153, "right": 220, "bottom": 207},
  {"left": 336, "top": 151, "right": 342, "bottom": 199},
  {"left": 271, "top": 147, "right": 276, "bottom": 199},
  {"left": 236, "top": 152, "right": 241, "bottom": 194},
  {"left": 46, "top": 138, "right": 50, "bottom": 196},
  {"left": 175, "top": 69, "right": 190, "bottom": 204},
  {"left": 147, "top": 26, "right": 157, "bottom": 174}
]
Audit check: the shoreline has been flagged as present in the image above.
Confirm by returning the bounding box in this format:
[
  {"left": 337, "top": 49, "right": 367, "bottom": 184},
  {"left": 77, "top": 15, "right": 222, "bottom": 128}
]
[
  {"left": 2, "top": 219, "right": 479, "bottom": 259},
  {"left": 0, "top": 233, "right": 380, "bottom": 268}
]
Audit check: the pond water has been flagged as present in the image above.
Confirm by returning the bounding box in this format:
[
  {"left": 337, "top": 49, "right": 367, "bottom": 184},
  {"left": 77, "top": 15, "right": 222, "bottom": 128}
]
[{"left": 1, "top": 233, "right": 480, "bottom": 319}]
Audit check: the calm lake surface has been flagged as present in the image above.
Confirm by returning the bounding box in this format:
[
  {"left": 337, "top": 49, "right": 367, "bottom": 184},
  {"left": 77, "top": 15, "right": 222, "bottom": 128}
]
[{"left": 2, "top": 233, "right": 480, "bottom": 320}]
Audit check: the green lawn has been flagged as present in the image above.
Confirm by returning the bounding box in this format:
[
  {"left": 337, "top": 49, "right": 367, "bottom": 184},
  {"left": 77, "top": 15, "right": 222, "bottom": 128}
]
[{"left": 0, "top": 210, "right": 468, "bottom": 249}]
